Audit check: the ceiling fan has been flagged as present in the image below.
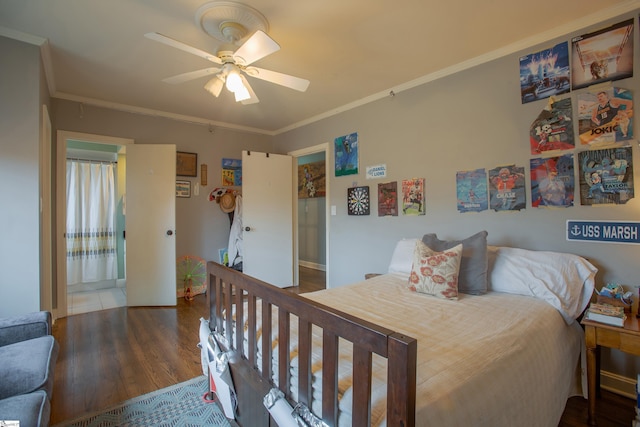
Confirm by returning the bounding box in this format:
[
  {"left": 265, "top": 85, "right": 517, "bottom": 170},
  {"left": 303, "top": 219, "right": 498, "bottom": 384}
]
[{"left": 145, "top": 1, "right": 309, "bottom": 105}]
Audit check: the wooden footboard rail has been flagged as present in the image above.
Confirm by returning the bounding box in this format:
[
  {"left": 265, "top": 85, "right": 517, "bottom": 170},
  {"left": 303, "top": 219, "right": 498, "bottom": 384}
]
[{"left": 207, "top": 262, "right": 417, "bottom": 427}]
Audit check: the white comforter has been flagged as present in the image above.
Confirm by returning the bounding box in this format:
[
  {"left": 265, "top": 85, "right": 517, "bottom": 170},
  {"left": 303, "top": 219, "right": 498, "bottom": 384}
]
[{"left": 225, "top": 273, "right": 584, "bottom": 427}]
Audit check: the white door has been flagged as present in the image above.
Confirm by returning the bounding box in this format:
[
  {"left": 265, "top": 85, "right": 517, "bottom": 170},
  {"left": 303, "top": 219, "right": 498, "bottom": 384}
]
[
  {"left": 126, "top": 144, "right": 177, "bottom": 306},
  {"left": 242, "top": 150, "right": 293, "bottom": 287}
]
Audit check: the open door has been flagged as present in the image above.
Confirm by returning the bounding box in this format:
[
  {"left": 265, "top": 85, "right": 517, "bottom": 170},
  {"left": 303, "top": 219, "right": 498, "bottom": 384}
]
[
  {"left": 125, "top": 144, "right": 177, "bottom": 306},
  {"left": 242, "top": 151, "right": 293, "bottom": 287}
]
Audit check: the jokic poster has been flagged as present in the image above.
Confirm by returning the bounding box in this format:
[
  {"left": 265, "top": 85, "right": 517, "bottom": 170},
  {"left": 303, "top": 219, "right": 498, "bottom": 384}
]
[
  {"left": 579, "top": 146, "right": 633, "bottom": 205},
  {"left": 577, "top": 87, "right": 633, "bottom": 146},
  {"left": 530, "top": 155, "right": 574, "bottom": 208},
  {"left": 456, "top": 168, "right": 488, "bottom": 213},
  {"left": 488, "top": 165, "right": 526, "bottom": 212}
]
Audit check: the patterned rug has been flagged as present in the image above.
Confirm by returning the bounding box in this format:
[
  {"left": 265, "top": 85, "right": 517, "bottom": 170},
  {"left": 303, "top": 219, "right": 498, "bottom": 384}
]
[{"left": 53, "top": 376, "right": 231, "bottom": 427}]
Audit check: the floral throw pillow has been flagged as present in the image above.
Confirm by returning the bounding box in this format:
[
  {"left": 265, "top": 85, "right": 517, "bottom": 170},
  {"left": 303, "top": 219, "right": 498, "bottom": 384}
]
[{"left": 408, "top": 241, "right": 462, "bottom": 300}]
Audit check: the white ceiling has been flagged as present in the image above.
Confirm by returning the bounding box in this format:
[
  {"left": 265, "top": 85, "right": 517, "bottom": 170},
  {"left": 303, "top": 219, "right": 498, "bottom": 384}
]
[{"left": 1, "top": 0, "right": 638, "bottom": 135}]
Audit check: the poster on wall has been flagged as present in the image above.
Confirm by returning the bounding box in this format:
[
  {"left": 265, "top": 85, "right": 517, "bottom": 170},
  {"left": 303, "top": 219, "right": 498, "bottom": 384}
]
[
  {"left": 578, "top": 146, "right": 634, "bottom": 205},
  {"left": 298, "top": 160, "right": 326, "bottom": 198},
  {"left": 530, "top": 155, "right": 574, "bottom": 208},
  {"left": 519, "top": 42, "right": 570, "bottom": 104},
  {"left": 378, "top": 182, "right": 398, "bottom": 216},
  {"left": 347, "top": 186, "right": 370, "bottom": 215},
  {"left": 577, "top": 87, "right": 634, "bottom": 146},
  {"left": 222, "top": 158, "right": 242, "bottom": 186},
  {"left": 571, "top": 18, "right": 634, "bottom": 91},
  {"left": 334, "top": 132, "right": 359, "bottom": 176},
  {"left": 529, "top": 97, "right": 575, "bottom": 154},
  {"left": 456, "top": 168, "right": 488, "bottom": 213},
  {"left": 488, "top": 165, "right": 526, "bottom": 212},
  {"left": 401, "top": 178, "right": 425, "bottom": 215}
]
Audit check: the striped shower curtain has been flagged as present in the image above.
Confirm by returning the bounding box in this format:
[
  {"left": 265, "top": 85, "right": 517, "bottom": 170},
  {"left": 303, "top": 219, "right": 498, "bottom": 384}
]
[{"left": 66, "top": 160, "right": 117, "bottom": 285}]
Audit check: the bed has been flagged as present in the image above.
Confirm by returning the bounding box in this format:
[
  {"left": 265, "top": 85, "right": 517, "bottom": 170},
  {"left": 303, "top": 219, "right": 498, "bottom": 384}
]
[{"left": 206, "top": 232, "right": 597, "bottom": 427}]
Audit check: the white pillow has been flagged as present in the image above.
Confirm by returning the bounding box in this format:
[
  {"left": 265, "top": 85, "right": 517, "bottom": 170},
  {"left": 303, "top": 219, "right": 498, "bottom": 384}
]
[
  {"left": 388, "top": 238, "right": 419, "bottom": 275},
  {"left": 488, "top": 246, "right": 597, "bottom": 324}
]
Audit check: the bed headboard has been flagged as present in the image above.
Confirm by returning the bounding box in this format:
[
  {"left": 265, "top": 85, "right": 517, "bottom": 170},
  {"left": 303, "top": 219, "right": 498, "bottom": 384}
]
[{"left": 207, "top": 261, "right": 417, "bottom": 427}]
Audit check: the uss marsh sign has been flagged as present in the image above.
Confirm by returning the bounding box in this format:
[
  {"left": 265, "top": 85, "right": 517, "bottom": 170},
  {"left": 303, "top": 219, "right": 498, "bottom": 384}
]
[{"left": 567, "top": 220, "right": 640, "bottom": 245}]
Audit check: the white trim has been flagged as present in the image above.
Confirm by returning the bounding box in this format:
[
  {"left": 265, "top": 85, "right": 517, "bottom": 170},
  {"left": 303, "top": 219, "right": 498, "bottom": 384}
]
[
  {"left": 54, "top": 92, "right": 274, "bottom": 136},
  {"left": 40, "top": 104, "right": 53, "bottom": 316},
  {"left": 0, "top": 25, "right": 47, "bottom": 45},
  {"left": 299, "top": 260, "right": 326, "bottom": 272},
  {"left": 600, "top": 370, "right": 637, "bottom": 399}
]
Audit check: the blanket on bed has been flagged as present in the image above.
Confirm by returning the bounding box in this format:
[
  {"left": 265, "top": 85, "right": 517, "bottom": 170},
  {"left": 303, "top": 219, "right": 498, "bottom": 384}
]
[{"left": 220, "top": 273, "right": 584, "bottom": 427}]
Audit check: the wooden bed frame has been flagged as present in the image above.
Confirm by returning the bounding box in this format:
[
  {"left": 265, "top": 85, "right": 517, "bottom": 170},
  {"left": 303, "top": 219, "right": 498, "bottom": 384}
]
[{"left": 207, "top": 261, "right": 417, "bottom": 427}]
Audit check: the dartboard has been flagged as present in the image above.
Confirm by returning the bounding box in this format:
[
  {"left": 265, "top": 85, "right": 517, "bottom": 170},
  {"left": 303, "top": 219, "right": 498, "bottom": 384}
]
[{"left": 347, "top": 186, "right": 370, "bottom": 215}]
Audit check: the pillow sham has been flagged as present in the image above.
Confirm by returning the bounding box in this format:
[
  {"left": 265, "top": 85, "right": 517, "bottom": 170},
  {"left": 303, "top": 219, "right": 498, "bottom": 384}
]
[
  {"left": 422, "top": 231, "right": 488, "bottom": 295},
  {"left": 408, "top": 240, "right": 462, "bottom": 300},
  {"left": 488, "top": 246, "right": 597, "bottom": 324},
  {"left": 388, "top": 238, "right": 419, "bottom": 275}
]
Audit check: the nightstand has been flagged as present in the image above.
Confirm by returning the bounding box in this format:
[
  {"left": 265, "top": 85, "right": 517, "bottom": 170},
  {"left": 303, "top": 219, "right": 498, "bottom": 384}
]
[{"left": 582, "top": 315, "right": 640, "bottom": 426}]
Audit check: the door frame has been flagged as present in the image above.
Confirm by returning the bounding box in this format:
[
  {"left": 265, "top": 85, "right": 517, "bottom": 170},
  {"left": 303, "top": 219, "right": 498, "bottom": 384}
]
[
  {"left": 55, "top": 130, "right": 133, "bottom": 320},
  {"left": 288, "top": 143, "right": 330, "bottom": 287}
]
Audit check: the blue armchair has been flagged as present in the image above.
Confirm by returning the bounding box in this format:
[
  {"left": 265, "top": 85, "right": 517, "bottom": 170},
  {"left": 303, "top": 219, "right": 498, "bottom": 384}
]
[{"left": 0, "top": 311, "right": 59, "bottom": 427}]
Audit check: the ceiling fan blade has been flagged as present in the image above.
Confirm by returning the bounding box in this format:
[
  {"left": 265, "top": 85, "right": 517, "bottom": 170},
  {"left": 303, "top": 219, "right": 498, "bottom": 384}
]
[
  {"left": 232, "top": 30, "right": 280, "bottom": 66},
  {"left": 239, "top": 75, "right": 259, "bottom": 105},
  {"left": 246, "top": 67, "right": 310, "bottom": 92},
  {"left": 163, "top": 67, "right": 221, "bottom": 84},
  {"left": 204, "top": 76, "right": 224, "bottom": 97},
  {"left": 145, "top": 32, "right": 222, "bottom": 65}
]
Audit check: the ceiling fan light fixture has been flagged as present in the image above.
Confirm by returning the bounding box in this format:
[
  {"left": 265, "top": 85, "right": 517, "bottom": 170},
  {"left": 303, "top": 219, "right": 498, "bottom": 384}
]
[
  {"left": 204, "top": 76, "right": 224, "bottom": 97},
  {"left": 234, "top": 84, "right": 251, "bottom": 102},
  {"left": 225, "top": 69, "right": 244, "bottom": 93}
]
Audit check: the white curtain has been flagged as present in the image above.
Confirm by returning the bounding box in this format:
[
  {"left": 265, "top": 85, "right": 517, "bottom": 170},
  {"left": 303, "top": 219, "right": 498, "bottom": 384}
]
[{"left": 66, "top": 160, "right": 117, "bottom": 285}]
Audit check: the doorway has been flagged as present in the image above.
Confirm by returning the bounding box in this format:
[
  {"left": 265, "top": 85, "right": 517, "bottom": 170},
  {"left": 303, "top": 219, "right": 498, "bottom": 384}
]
[
  {"left": 65, "top": 142, "right": 126, "bottom": 315},
  {"left": 289, "top": 143, "right": 329, "bottom": 289},
  {"left": 55, "top": 131, "right": 132, "bottom": 319}
]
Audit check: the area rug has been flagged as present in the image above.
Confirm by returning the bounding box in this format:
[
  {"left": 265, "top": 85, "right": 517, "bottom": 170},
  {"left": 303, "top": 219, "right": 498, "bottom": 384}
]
[{"left": 53, "top": 376, "right": 231, "bottom": 427}]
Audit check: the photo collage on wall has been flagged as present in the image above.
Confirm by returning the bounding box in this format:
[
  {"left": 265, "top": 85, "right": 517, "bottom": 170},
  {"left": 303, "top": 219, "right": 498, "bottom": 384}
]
[{"left": 523, "top": 17, "right": 636, "bottom": 208}]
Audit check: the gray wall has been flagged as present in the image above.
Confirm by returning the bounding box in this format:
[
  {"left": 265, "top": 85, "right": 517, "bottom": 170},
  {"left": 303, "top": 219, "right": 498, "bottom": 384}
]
[
  {"left": 275, "top": 11, "right": 640, "bottom": 380},
  {"left": 0, "top": 37, "right": 43, "bottom": 316},
  {"left": 53, "top": 99, "right": 275, "bottom": 264}
]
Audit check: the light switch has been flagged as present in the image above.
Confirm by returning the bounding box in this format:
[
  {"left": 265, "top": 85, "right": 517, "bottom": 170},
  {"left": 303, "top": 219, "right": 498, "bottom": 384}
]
[{"left": 331, "top": 205, "right": 337, "bottom": 215}]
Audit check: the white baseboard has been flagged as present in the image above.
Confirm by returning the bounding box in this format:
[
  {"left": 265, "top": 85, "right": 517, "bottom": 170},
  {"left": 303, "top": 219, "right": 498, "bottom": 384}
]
[
  {"left": 116, "top": 278, "right": 126, "bottom": 289},
  {"left": 601, "top": 370, "right": 636, "bottom": 399},
  {"left": 299, "top": 260, "right": 326, "bottom": 271}
]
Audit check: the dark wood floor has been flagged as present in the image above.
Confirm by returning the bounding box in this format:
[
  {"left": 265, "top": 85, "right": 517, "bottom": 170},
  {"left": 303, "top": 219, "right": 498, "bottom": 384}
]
[{"left": 51, "top": 266, "right": 635, "bottom": 426}]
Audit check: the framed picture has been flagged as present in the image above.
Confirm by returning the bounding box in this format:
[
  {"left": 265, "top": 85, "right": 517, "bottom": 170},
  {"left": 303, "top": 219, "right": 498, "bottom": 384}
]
[
  {"left": 176, "top": 180, "right": 191, "bottom": 198},
  {"left": 176, "top": 151, "right": 197, "bottom": 177}
]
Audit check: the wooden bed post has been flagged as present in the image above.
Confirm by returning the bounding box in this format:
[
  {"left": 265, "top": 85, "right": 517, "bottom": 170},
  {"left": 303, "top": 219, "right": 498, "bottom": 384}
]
[{"left": 387, "top": 333, "right": 417, "bottom": 427}]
